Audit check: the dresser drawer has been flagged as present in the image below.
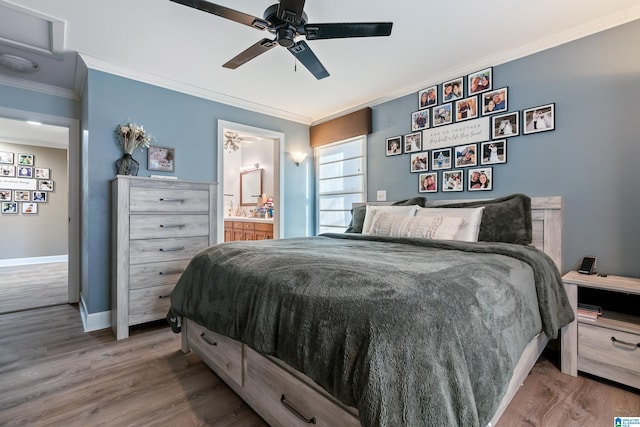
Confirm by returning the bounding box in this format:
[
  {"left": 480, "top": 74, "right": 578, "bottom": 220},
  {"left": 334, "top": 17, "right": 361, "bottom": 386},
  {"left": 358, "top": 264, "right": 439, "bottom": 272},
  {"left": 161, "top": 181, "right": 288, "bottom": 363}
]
[
  {"left": 130, "top": 187, "right": 209, "bottom": 212},
  {"left": 578, "top": 323, "right": 640, "bottom": 388},
  {"left": 128, "top": 283, "right": 175, "bottom": 325},
  {"left": 129, "top": 236, "right": 208, "bottom": 265},
  {"left": 244, "top": 346, "right": 359, "bottom": 427},
  {"left": 130, "top": 214, "right": 209, "bottom": 239},
  {"left": 129, "top": 259, "right": 190, "bottom": 290},
  {"left": 187, "top": 321, "right": 243, "bottom": 387}
]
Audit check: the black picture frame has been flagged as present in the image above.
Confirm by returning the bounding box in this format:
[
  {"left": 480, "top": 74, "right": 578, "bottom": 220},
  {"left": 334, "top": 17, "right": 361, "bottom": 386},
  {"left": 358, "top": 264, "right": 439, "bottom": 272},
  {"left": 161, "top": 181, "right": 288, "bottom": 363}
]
[
  {"left": 491, "top": 111, "right": 519, "bottom": 139},
  {"left": 480, "top": 140, "right": 507, "bottom": 165},
  {"left": 431, "top": 148, "right": 452, "bottom": 170},
  {"left": 455, "top": 96, "right": 478, "bottom": 122},
  {"left": 467, "top": 67, "right": 493, "bottom": 96},
  {"left": 523, "top": 103, "right": 555, "bottom": 134},
  {"left": 481, "top": 87, "right": 508, "bottom": 116},
  {"left": 411, "top": 110, "right": 430, "bottom": 131},
  {"left": 442, "top": 169, "right": 464, "bottom": 192},
  {"left": 468, "top": 167, "right": 493, "bottom": 191},
  {"left": 432, "top": 104, "right": 453, "bottom": 127},
  {"left": 418, "top": 172, "right": 438, "bottom": 193},
  {"left": 385, "top": 136, "right": 402, "bottom": 156},
  {"left": 454, "top": 143, "right": 477, "bottom": 168},
  {"left": 418, "top": 86, "right": 437, "bottom": 109},
  {"left": 442, "top": 77, "right": 464, "bottom": 102},
  {"left": 404, "top": 132, "right": 422, "bottom": 153},
  {"left": 410, "top": 153, "right": 428, "bottom": 173}
]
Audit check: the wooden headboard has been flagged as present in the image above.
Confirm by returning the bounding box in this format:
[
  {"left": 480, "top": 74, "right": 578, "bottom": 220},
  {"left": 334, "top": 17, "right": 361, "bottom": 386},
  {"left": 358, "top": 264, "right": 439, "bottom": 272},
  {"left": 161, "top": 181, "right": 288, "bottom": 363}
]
[{"left": 355, "top": 196, "right": 563, "bottom": 271}]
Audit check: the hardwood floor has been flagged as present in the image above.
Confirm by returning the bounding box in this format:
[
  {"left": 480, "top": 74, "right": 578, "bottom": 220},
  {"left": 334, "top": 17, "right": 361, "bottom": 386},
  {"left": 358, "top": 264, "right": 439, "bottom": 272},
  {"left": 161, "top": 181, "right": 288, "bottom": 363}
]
[
  {"left": 0, "top": 304, "right": 638, "bottom": 426},
  {"left": 0, "top": 262, "right": 68, "bottom": 314}
]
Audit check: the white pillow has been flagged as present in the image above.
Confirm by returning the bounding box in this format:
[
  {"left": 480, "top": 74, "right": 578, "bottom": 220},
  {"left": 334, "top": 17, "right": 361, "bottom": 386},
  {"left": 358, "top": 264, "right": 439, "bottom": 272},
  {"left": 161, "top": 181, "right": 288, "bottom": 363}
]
[
  {"left": 368, "top": 212, "right": 463, "bottom": 240},
  {"left": 415, "top": 207, "right": 484, "bottom": 242},
  {"left": 361, "top": 205, "right": 419, "bottom": 235}
]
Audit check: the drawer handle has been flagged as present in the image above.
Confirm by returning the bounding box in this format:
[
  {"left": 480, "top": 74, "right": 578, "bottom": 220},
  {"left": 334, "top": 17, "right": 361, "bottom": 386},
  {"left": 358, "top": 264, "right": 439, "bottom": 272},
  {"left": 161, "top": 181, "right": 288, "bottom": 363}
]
[
  {"left": 159, "top": 269, "right": 184, "bottom": 276},
  {"left": 199, "top": 332, "right": 217, "bottom": 346},
  {"left": 160, "top": 224, "right": 185, "bottom": 229},
  {"left": 611, "top": 336, "right": 640, "bottom": 349},
  {"left": 158, "top": 294, "right": 171, "bottom": 299},
  {"left": 280, "top": 394, "right": 317, "bottom": 424},
  {"left": 159, "top": 247, "right": 185, "bottom": 252},
  {"left": 159, "top": 198, "right": 185, "bottom": 203}
]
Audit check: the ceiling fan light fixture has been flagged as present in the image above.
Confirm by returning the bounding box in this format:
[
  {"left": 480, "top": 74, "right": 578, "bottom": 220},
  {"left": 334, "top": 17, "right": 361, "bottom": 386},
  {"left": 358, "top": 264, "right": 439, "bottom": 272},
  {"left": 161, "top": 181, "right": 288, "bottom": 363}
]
[{"left": 0, "top": 54, "right": 39, "bottom": 73}]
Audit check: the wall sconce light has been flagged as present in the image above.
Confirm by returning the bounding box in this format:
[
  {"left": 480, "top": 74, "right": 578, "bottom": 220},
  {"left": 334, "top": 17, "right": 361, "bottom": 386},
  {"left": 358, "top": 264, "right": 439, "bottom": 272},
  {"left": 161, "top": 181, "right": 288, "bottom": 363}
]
[{"left": 290, "top": 152, "right": 307, "bottom": 166}]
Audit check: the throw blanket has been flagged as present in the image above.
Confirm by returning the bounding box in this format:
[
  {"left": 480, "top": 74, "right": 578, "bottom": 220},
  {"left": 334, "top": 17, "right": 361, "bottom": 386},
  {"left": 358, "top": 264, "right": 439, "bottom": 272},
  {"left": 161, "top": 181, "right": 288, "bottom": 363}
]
[{"left": 168, "top": 234, "right": 574, "bottom": 427}]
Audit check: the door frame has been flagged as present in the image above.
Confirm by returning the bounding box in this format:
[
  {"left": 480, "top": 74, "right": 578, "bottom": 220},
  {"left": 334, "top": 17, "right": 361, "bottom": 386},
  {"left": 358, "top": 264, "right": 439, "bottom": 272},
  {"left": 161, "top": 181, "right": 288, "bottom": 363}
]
[
  {"left": 0, "top": 106, "right": 80, "bottom": 303},
  {"left": 217, "top": 120, "right": 284, "bottom": 242}
]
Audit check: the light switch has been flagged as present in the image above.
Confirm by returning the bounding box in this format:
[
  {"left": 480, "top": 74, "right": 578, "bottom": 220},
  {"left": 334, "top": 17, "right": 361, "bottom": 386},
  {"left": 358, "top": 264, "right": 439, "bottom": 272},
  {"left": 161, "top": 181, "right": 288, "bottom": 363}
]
[{"left": 376, "top": 190, "right": 387, "bottom": 201}]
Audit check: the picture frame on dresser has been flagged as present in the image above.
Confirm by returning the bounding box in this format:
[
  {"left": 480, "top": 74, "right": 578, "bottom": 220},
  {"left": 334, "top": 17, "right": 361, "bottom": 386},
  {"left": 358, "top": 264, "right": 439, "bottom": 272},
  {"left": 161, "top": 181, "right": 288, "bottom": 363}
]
[{"left": 148, "top": 145, "right": 175, "bottom": 172}]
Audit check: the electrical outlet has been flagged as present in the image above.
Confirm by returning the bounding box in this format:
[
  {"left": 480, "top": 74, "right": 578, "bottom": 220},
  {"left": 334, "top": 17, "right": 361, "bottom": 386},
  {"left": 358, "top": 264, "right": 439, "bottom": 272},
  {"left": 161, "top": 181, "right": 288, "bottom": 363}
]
[{"left": 376, "top": 190, "right": 387, "bottom": 201}]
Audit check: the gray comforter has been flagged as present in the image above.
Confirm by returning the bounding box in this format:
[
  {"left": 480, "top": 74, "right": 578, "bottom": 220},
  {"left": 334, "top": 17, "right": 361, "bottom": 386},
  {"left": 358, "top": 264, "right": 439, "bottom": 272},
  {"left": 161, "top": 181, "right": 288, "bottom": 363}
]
[{"left": 168, "top": 233, "right": 574, "bottom": 427}]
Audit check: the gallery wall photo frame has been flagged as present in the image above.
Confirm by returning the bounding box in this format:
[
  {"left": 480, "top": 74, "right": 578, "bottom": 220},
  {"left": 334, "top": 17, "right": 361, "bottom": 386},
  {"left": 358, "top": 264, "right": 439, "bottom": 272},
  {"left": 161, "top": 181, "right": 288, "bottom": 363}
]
[
  {"left": 18, "top": 153, "right": 34, "bottom": 166},
  {"left": 418, "top": 86, "right": 437, "bottom": 109},
  {"left": 22, "top": 202, "right": 38, "bottom": 214},
  {"left": 35, "top": 168, "right": 50, "bottom": 179},
  {"left": 418, "top": 172, "right": 438, "bottom": 193},
  {"left": 523, "top": 103, "right": 555, "bottom": 134},
  {"left": 467, "top": 67, "right": 493, "bottom": 96},
  {"left": 404, "top": 132, "right": 422, "bottom": 153},
  {"left": 411, "top": 110, "right": 430, "bottom": 131},
  {"left": 454, "top": 143, "right": 477, "bottom": 168},
  {"left": 38, "top": 180, "right": 54, "bottom": 191},
  {"left": 0, "top": 190, "right": 11, "bottom": 201},
  {"left": 2, "top": 201, "right": 18, "bottom": 214},
  {"left": 1, "top": 165, "right": 16, "bottom": 177},
  {"left": 455, "top": 96, "right": 478, "bottom": 122},
  {"left": 148, "top": 145, "right": 175, "bottom": 172},
  {"left": 386, "top": 136, "right": 402, "bottom": 156},
  {"left": 442, "top": 169, "right": 464, "bottom": 192},
  {"left": 32, "top": 191, "right": 47, "bottom": 202},
  {"left": 481, "top": 87, "right": 508, "bottom": 116},
  {"left": 442, "top": 77, "right": 464, "bottom": 102},
  {"left": 0, "top": 151, "right": 14, "bottom": 164},
  {"left": 491, "top": 111, "right": 520, "bottom": 139},
  {"left": 431, "top": 148, "right": 452, "bottom": 170},
  {"left": 468, "top": 167, "right": 493, "bottom": 191},
  {"left": 481, "top": 140, "right": 507, "bottom": 165},
  {"left": 17, "top": 166, "right": 33, "bottom": 178},
  {"left": 410, "top": 153, "right": 428, "bottom": 173},
  {"left": 432, "top": 104, "right": 453, "bottom": 127}
]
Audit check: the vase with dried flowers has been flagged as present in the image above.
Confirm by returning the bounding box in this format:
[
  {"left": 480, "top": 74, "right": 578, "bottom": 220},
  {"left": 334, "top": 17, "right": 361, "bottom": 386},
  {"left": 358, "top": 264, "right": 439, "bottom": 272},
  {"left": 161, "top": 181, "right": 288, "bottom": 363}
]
[{"left": 114, "top": 121, "right": 155, "bottom": 176}]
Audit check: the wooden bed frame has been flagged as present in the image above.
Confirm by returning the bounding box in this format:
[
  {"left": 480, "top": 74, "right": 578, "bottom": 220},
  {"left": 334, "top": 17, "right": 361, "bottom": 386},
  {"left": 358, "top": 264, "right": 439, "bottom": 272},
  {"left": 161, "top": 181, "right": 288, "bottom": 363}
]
[{"left": 180, "top": 196, "right": 564, "bottom": 427}]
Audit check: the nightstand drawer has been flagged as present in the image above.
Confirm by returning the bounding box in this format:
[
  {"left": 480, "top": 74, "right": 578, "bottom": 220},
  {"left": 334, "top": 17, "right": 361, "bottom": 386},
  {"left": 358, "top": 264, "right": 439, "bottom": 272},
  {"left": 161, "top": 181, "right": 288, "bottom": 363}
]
[
  {"left": 578, "top": 323, "right": 640, "bottom": 388},
  {"left": 130, "top": 187, "right": 209, "bottom": 212}
]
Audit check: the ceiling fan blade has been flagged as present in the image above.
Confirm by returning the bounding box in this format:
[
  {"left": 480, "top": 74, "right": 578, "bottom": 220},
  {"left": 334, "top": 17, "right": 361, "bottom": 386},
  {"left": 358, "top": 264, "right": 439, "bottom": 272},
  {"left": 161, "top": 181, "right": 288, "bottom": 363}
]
[
  {"left": 170, "top": 0, "right": 269, "bottom": 30},
  {"left": 277, "top": 0, "right": 306, "bottom": 24},
  {"left": 304, "top": 22, "right": 393, "bottom": 40},
  {"left": 223, "top": 39, "right": 277, "bottom": 69},
  {"left": 288, "top": 40, "right": 329, "bottom": 80}
]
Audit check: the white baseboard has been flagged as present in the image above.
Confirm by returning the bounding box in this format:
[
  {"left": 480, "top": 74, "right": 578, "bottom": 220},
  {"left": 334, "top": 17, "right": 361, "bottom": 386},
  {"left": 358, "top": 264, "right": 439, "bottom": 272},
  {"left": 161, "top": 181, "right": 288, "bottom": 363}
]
[
  {"left": 0, "top": 255, "right": 68, "bottom": 267},
  {"left": 79, "top": 294, "right": 111, "bottom": 333}
]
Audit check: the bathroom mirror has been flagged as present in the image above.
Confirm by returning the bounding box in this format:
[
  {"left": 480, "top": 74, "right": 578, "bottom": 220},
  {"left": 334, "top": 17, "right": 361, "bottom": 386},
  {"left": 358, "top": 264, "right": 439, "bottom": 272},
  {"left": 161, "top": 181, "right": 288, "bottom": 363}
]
[{"left": 240, "top": 169, "right": 263, "bottom": 206}]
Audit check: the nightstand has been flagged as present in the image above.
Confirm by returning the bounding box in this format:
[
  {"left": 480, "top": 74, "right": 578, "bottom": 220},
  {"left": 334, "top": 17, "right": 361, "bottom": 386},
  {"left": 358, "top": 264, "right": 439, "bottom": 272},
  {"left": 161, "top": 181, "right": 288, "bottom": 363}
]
[{"left": 561, "top": 271, "right": 640, "bottom": 389}]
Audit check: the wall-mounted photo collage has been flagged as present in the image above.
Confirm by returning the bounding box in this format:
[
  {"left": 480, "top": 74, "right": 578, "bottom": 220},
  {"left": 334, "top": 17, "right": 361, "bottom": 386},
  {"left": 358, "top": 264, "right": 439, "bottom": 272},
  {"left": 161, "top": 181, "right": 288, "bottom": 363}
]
[
  {"left": 0, "top": 152, "right": 55, "bottom": 215},
  {"left": 385, "top": 66, "right": 556, "bottom": 193}
]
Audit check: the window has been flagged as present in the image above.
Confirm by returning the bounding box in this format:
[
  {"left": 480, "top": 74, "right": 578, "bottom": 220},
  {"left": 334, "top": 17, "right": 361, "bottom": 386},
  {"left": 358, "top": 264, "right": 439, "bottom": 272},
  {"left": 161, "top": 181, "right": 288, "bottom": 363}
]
[{"left": 316, "top": 136, "right": 366, "bottom": 234}]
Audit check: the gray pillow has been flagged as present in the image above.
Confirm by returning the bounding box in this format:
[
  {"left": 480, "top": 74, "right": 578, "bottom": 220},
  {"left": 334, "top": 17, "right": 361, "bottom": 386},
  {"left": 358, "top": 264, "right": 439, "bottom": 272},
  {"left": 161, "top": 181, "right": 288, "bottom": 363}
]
[
  {"left": 438, "top": 194, "right": 532, "bottom": 244},
  {"left": 345, "top": 197, "right": 427, "bottom": 233}
]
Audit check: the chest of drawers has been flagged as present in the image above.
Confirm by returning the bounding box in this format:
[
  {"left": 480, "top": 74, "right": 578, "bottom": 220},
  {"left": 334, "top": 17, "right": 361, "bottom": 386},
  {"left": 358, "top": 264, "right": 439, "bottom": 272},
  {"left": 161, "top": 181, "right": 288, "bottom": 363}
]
[{"left": 112, "top": 176, "right": 217, "bottom": 339}]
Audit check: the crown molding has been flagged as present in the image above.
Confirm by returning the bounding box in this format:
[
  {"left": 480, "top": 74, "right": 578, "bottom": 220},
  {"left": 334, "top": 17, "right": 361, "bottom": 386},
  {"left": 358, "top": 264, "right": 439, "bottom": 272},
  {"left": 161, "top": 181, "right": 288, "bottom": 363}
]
[
  {"left": 0, "top": 73, "right": 78, "bottom": 100},
  {"left": 312, "top": 8, "right": 640, "bottom": 125},
  {"left": 78, "top": 53, "right": 313, "bottom": 125}
]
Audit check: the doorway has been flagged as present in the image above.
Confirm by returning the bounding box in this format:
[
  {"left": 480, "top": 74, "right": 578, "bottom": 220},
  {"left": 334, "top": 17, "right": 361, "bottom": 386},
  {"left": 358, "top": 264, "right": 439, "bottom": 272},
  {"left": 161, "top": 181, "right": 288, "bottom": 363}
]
[
  {"left": 0, "top": 107, "right": 80, "bottom": 307},
  {"left": 217, "top": 120, "right": 284, "bottom": 242}
]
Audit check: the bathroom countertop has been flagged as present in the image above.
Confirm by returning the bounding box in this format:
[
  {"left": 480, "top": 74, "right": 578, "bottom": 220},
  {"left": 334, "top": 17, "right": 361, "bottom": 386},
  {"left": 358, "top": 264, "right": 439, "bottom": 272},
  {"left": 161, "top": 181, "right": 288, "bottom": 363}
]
[{"left": 224, "top": 216, "right": 274, "bottom": 224}]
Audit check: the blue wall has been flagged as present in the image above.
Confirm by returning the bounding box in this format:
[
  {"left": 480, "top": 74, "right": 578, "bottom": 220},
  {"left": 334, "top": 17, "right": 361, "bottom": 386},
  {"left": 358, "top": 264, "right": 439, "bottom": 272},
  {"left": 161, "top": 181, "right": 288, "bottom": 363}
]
[
  {"left": 82, "top": 70, "right": 312, "bottom": 314},
  {"left": 367, "top": 20, "right": 640, "bottom": 277}
]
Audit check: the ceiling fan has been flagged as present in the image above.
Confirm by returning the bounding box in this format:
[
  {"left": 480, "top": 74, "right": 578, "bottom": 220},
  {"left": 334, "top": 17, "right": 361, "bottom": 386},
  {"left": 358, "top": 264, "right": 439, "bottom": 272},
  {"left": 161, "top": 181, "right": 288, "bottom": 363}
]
[
  {"left": 224, "top": 131, "right": 261, "bottom": 152},
  {"left": 170, "top": 0, "right": 393, "bottom": 79}
]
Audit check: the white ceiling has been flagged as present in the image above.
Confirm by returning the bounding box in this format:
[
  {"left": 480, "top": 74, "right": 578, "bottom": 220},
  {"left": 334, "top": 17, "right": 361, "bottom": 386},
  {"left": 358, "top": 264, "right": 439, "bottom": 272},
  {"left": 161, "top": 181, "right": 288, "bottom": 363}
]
[
  {"left": 0, "top": 0, "right": 639, "bottom": 128},
  {"left": 0, "top": 117, "right": 69, "bottom": 149}
]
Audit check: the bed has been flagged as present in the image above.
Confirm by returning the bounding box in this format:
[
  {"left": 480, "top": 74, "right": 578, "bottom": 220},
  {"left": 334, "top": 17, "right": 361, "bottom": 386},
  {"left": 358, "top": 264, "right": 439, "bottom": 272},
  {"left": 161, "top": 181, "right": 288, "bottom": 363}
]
[{"left": 167, "top": 194, "right": 573, "bottom": 427}]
